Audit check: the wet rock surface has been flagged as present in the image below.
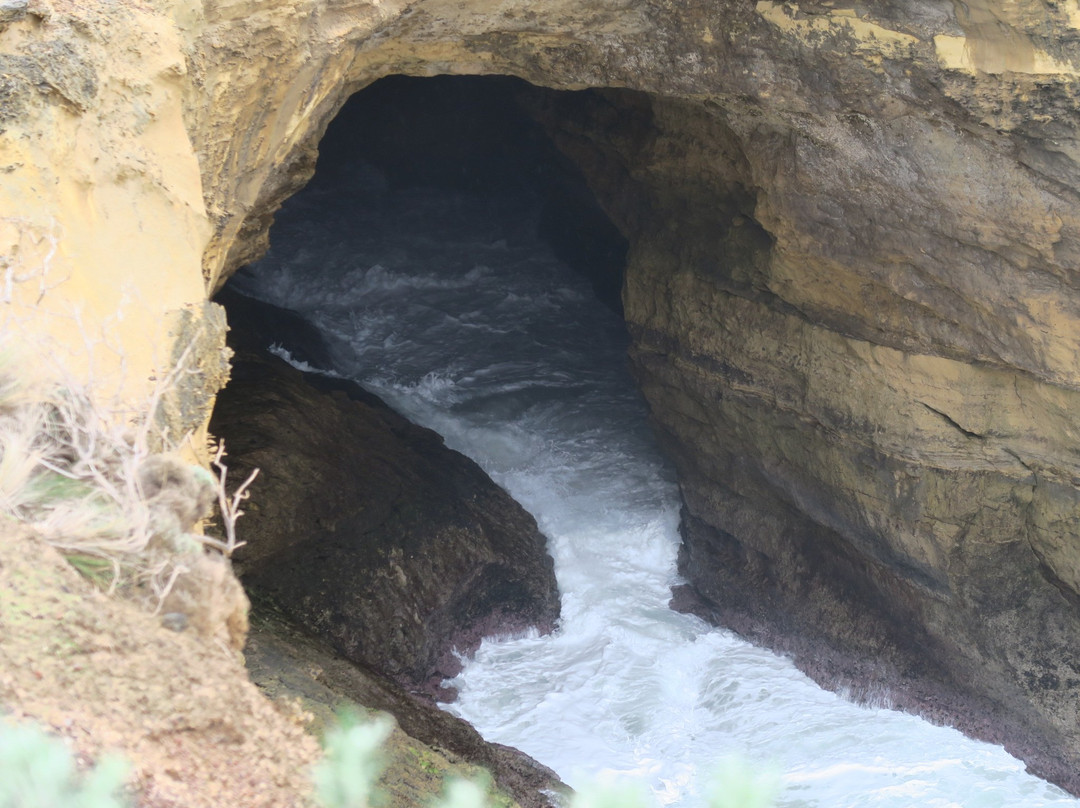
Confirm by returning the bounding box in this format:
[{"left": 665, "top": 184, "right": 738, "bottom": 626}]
[
  {"left": 211, "top": 290, "right": 561, "bottom": 695},
  {"left": 516, "top": 85, "right": 1080, "bottom": 793},
  {"left": 626, "top": 271, "right": 1080, "bottom": 791}
]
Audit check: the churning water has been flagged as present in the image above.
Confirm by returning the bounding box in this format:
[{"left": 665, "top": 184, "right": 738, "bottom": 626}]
[{"left": 232, "top": 162, "right": 1079, "bottom": 808}]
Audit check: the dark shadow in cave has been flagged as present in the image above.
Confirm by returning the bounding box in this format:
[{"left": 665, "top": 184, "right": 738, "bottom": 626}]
[{"left": 311, "top": 74, "right": 630, "bottom": 313}]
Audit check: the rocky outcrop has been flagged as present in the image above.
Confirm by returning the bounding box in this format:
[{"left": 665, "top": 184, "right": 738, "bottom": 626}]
[
  {"left": 7, "top": 0, "right": 1080, "bottom": 793},
  {"left": 246, "top": 610, "right": 567, "bottom": 808},
  {"left": 505, "top": 79, "right": 1080, "bottom": 789},
  {"left": 210, "top": 291, "right": 561, "bottom": 695},
  {"left": 529, "top": 85, "right": 1080, "bottom": 790},
  {"left": 0, "top": 0, "right": 217, "bottom": 420}
]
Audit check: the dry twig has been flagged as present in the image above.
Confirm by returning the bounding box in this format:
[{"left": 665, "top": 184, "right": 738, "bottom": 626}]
[{"left": 209, "top": 441, "right": 257, "bottom": 556}]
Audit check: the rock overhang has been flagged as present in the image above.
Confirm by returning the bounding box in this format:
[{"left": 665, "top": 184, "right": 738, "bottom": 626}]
[{"left": 6, "top": 0, "right": 1080, "bottom": 794}]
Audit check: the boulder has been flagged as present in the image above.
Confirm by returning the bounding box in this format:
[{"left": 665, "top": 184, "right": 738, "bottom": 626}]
[{"left": 210, "top": 290, "right": 561, "bottom": 695}]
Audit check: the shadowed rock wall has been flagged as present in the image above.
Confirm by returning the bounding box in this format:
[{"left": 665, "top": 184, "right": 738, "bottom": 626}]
[
  {"left": 526, "top": 84, "right": 1080, "bottom": 790},
  {"left": 169, "top": 0, "right": 1080, "bottom": 791}
]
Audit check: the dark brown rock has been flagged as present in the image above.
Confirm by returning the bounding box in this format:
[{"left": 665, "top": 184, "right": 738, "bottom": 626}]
[{"left": 210, "top": 291, "right": 560, "bottom": 695}]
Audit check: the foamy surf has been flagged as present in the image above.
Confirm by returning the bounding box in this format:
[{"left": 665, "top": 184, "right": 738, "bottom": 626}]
[{"left": 234, "top": 164, "right": 1080, "bottom": 808}]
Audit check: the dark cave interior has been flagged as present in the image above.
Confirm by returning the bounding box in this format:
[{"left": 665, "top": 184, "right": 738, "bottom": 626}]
[{"left": 304, "top": 74, "right": 630, "bottom": 312}]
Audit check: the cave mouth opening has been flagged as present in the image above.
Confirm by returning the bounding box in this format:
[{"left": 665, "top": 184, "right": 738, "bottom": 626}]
[
  {"left": 289, "top": 73, "right": 633, "bottom": 314},
  {"left": 210, "top": 71, "right": 670, "bottom": 669},
  {"left": 209, "top": 72, "right": 716, "bottom": 792},
  {"left": 205, "top": 74, "right": 1080, "bottom": 806}
]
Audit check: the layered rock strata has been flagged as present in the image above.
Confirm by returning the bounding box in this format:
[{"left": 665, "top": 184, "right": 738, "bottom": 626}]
[
  {"left": 512, "top": 79, "right": 1080, "bottom": 789},
  {"left": 6, "top": 0, "right": 1080, "bottom": 792},
  {"left": 210, "top": 290, "right": 561, "bottom": 695}
]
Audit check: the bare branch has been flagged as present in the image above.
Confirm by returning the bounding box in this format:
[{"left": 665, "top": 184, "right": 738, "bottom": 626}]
[{"left": 209, "top": 441, "right": 258, "bottom": 556}]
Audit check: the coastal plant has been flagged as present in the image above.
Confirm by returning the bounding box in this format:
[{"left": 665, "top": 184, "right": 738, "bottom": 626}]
[
  {"left": 313, "top": 712, "right": 780, "bottom": 808},
  {"left": 434, "top": 778, "right": 491, "bottom": 808},
  {"left": 312, "top": 710, "right": 504, "bottom": 808},
  {"left": 704, "top": 758, "right": 779, "bottom": 808},
  {"left": 312, "top": 710, "right": 394, "bottom": 808},
  {"left": 0, "top": 341, "right": 255, "bottom": 610},
  {"left": 0, "top": 720, "right": 130, "bottom": 808}
]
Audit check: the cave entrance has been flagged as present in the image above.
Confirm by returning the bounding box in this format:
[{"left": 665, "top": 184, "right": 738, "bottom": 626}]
[
  {"left": 210, "top": 72, "right": 664, "bottom": 682},
  {"left": 208, "top": 72, "right": 1068, "bottom": 805},
  {"left": 303, "top": 74, "right": 631, "bottom": 312},
  {"left": 207, "top": 70, "right": 1080, "bottom": 805},
  {"left": 210, "top": 77, "right": 700, "bottom": 792}
]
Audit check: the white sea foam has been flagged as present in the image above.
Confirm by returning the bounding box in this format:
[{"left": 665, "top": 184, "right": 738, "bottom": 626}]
[{"left": 237, "top": 164, "right": 1080, "bottom": 808}]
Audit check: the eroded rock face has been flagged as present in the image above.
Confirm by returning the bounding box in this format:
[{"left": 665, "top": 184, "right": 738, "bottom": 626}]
[
  {"left": 210, "top": 291, "right": 561, "bottom": 694},
  {"left": 530, "top": 87, "right": 1080, "bottom": 789},
  {"left": 245, "top": 611, "right": 567, "bottom": 808},
  {"left": 8, "top": 0, "right": 1080, "bottom": 792},
  {"left": 0, "top": 0, "right": 216, "bottom": 414}
]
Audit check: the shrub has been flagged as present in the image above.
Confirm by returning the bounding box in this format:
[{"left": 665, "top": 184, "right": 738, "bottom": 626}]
[
  {"left": 0, "top": 720, "right": 129, "bottom": 808},
  {"left": 705, "top": 759, "right": 779, "bottom": 808},
  {"left": 312, "top": 711, "right": 394, "bottom": 808},
  {"left": 313, "top": 712, "right": 780, "bottom": 808},
  {"left": 0, "top": 343, "right": 254, "bottom": 613}
]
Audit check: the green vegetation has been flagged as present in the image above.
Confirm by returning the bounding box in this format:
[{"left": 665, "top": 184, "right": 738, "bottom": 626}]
[
  {"left": 0, "top": 721, "right": 129, "bottom": 808},
  {"left": 314, "top": 711, "right": 781, "bottom": 808},
  {"left": 312, "top": 711, "right": 394, "bottom": 808}
]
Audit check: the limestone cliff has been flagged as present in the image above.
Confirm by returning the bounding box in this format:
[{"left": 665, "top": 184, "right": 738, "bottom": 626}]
[
  {"left": 0, "top": 0, "right": 217, "bottom": 425},
  {"left": 5, "top": 0, "right": 1080, "bottom": 794}
]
